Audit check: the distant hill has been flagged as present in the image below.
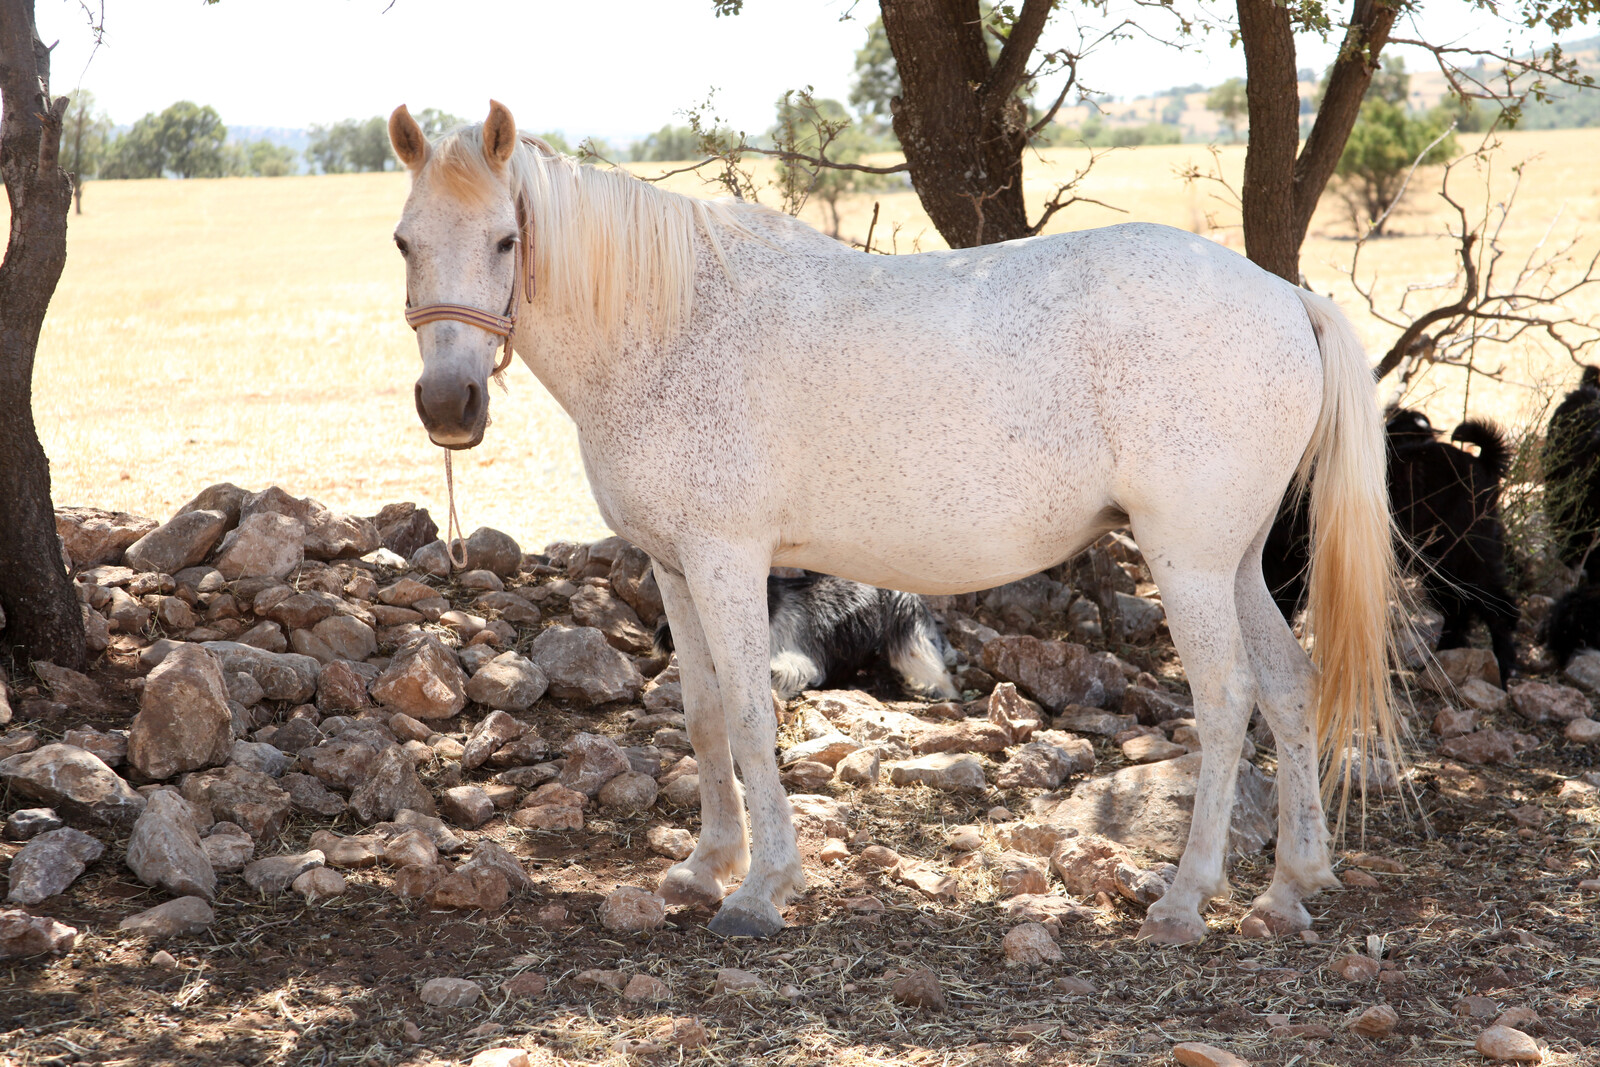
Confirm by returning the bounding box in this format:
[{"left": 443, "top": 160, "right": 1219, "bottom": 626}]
[{"left": 1047, "top": 33, "right": 1600, "bottom": 144}]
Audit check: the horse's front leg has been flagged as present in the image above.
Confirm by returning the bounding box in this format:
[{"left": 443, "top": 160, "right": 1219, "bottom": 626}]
[
  {"left": 653, "top": 562, "right": 750, "bottom": 907},
  {"left": 679, "top": 543, "right": 805, "bottom": 938}
]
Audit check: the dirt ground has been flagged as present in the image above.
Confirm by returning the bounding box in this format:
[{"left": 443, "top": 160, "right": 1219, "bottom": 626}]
[{"left": 3, "top": 566, "right": 1599, "bottom": 1067}]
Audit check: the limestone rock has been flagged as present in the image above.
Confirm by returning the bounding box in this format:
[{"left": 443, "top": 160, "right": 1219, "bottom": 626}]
[
  {"left": 128, "top": 644, "right": 233, "bottom": 780},
  {"left": 981, "top": 635, "right": 1126, "bottom": 712},
  {"left": 123, "top": 509, "right": 229, "bottom": 575},
  {"left": 456, "top": 839, "right": 532, "bottom": 892},
  {"left": 293, "top": 866, "right": 347, "bottom": 903},
  {"left": 1424, "top": 647, "right": 1502, "bottom": 691},
  {"left": 461, "top": 710, "right": 525, "bottom": 771},
  {"left": 559, "top": 732, "right": 633, "bottom": 797},
  {"left": 126, "top": 791, "right": 215, "bottom": 898},
  {"left": 201, "top": 831, "right": 254, "bottom": 872},
  {"left": 213, "top": 512, "right": 306, "bottom": 580},
  {"left": 997, "top": 739, "right": 1094, "bottom": 790},
  {"left": 713, "top": 967, "right": 765, "bottom": 994},
  {"left": 5, "top": 827, "right": 103, "bottom": 905},
  {"left": 599, "top": 886, "right": 666, "bottom": 933},
  {"left": 835, "top": 747, "right": 880, "bottom": 786},
  {"left": 1437, "top": 729, "right": 1535, "bottom": 766},
  {"left": 890, "top": 968, "right": 945, "bottom": 1012},
  {"left": 280, "top": 772, "right": 347, "bottom": 816},
  {"left": 4, "top": 808, "right": 62, "bottom": 840},
  {"left": 1172, "top": 1043, "right": 1251, "bottom": 1067},
  {"left": 1449, "top": 678, "right": 1505, "bottom": 717},
  {"left": 1511, "top": 681, "right": 1590, "bottom": 724},
  {"left": 1121, "top": 734, "right": 1187, "bottom": 764},
  {"left": 1050, "top": 833, "right": 1134, "bottom": 897},
  {"left": 56, "top": 507, "right": 158, "bottom": 568},
  {"left": 425, "top": 866, "right": 509, "bottom": 911},
  {"left": 1350, "top": 1004, "right": 1399, "bottom": 1038},
  {"left": 242, "top": 850, "right": 325, "bottom": 894},
  {"left": 889, "top": 753, "right": 987, "bottom": 794},
  {"left": 459, "top": 527, "right": 521, "bottom": 577},
  {"left": 0, "top": 909, "right": 77, "bottom": 959},
  {"left": 439, "top": 785, "right": 495, "bottom": 828},
  {"left": 529, "top": 624, "right": 643, "bottom": 706},
  {"left": 1474, "top": 1025, "right": 1541, "bottom": 1063},
  {"left": 570, "top": 584, "right": 654, "bottom": 654},
  {"left": 373, "top": 503, "right": 438, "bottom": 559},
  {"left": 61, "top": 727, "right": 125, "bottom": 768},
  {"left": 0, "top": 744, "right": 145, "bottom": 826},
  {"left": 1563, "top": 650, "right": 1600, "bottom": 692},
  {"left": 598, "top": 771, "right": 658, "bottom": 812},
  {"left": 370, "top": 634, "right": 468, "bottom": 720},
  {"left": 1001, "top": 922, "right": 1062, "bottom": 965},
  {"left": 201, "top": 642, "right": 319, "bottom": 703},
  {"left": 646, "top": 825, "right": 694, "bottom": 860},
  {"left": 348, "top": 745, "right": 435, "bottom": 823},
  {"left": 117, "top": 896, "right": 214, "bottom": 938},
  {"left": 419, "top": 976, "right": 483, "bottom": 1007},
  {"left": 1031, "top": 752, "right": 1275, "bottom": 862},
  {"left": 465, "top": 652, "right": 548, "bottom": 711},
  {"left": 180, "top": 765, "right": 292, "bottom": 838}
]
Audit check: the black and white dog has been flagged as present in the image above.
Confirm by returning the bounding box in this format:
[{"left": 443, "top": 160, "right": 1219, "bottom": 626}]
[{"left": 656, "top": 571, "right": 959, "bottom": 701}]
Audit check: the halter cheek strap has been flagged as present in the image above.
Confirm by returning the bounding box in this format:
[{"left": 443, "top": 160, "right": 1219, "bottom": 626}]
[
  {"left": 402, "top": 208, "right": 536, "bottom": 378},
  {"left": 403, "top": 205, "right": 536, "bottom": 571}
]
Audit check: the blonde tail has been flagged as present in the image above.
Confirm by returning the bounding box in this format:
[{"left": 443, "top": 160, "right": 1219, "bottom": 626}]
[{"left": 1293, "top": 289, "right": 1403, "bottom": 833}]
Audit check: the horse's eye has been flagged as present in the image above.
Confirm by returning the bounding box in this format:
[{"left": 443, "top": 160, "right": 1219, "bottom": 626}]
[
  {"left": 394, "top": 237, "right": 409, "bottom": 257},
  {"left": 498, "top": 236, "right": 516, "bottom": 254}
]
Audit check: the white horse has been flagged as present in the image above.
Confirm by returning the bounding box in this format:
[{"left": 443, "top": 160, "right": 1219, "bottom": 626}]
[{"left": 387, "top": 102, "right": 1400, "bottom": 944}]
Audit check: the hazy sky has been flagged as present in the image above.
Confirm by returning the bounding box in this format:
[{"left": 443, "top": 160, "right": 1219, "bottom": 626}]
[{"left": 35, "top": 0, "right": 1569, "bottom": 141}]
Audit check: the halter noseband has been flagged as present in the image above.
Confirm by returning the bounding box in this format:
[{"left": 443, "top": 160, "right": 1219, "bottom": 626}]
[{"left": 403, "top": 206, "right": 536, "bottom": 378}]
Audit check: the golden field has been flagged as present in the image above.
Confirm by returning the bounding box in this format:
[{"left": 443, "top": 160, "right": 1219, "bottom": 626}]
[{"left": 13, "top": 129, "right": 1600, "bottom": 548}]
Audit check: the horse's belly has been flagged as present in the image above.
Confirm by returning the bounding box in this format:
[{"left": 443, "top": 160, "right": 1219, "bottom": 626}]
[{"left": 771, "top": 465, "right": 1118, "bottom": 595}]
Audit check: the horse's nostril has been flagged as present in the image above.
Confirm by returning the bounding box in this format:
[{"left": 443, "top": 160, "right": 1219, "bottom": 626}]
[
  {"left": 414, "top": 381, "right": 428, "bottom": 423},
  {"left": 463, "top": 381, "right": 483, "bottom": 424}
]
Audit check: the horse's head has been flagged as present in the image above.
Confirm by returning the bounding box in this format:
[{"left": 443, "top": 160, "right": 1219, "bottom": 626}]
[{"left": 389, "top": 100, "right": 525, "bottom": 449}]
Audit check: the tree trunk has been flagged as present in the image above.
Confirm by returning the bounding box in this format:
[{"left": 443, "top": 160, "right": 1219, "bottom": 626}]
[
  {"left": 1236, "top": 0, "right": 1398, "bottom": 282},
  {"left": 0, "top": 0, "right": 86, "bottom": 668},
  {"left": 1237, "top": 0, "right": 1302, "bottom": 282},
  {"left": 880, "top": 0, "right": 1048, "bottom": 247}
]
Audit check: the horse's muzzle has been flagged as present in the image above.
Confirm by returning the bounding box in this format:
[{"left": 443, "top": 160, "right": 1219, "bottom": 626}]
[{"left": 415, "top": 375, "right": 487, "bottom": 449}]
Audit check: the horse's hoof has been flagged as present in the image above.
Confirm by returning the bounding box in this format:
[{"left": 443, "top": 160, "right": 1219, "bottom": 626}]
[
  {"left": 1137, "top": 916, "right": 1207, "bottom": 946},
  {"left": 659, "top": 865, "right": 723, "bottom": 908},
  {"left": 707, "top": 901, "right": 785, "bottom": 939}
]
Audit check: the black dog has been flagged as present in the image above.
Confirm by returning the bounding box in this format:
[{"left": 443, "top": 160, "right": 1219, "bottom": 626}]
[
  {"left": 1263, "top": 408, "right": 1519, "bottom": 682},
  {"left": 1543, "top": 365, "right": 1600, "bottom": 580},
  {"left": 1540, "top": 366, "right": 1600, "bottom": 664},
  {"left": 655, "top": 571, "right": 959, "bottom": 701}
]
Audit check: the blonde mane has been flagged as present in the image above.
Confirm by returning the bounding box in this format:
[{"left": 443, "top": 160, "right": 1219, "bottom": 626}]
[{"left": 420, "top": 124, "right": 751, "bottom": 343}]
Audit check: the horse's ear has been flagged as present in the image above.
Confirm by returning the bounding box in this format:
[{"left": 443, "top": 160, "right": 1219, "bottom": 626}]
[
  {"left": 389, "top": 105, "right": 428, "bottom": 170},
  {"left": 483, "top": 99, "right": 517, "bottom": 169}
]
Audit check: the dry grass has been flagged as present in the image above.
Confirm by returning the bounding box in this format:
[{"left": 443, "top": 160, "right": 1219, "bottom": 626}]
[{"left": 8, "top": 129, "right": 1599, "bottom": 547}]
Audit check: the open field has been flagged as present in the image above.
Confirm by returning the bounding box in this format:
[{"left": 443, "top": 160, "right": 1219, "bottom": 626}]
[{"left": 13, "top": 128, "right": 1600, "bottom": 545}]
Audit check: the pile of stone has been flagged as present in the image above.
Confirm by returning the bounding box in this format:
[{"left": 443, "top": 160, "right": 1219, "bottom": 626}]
[{"left": 2, "top": 488, "right": 1588, "bottom": 965}]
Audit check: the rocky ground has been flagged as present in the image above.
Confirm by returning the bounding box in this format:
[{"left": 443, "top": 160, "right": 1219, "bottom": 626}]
[{"left": 1, "top": 486, "right": 1597, "bottom": 1067}]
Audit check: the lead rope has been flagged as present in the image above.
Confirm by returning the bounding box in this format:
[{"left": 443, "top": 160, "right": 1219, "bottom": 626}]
[
  {"left": 443, "top": 449, "right": 469, "bottom": 570},
  {"left": 415, "top": 202, "right": 535, "bottom": 574}
]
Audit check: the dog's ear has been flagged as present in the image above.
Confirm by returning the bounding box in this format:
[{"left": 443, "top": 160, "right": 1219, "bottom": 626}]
[{"left": 1584, "top": 365, "right": 1599, "bottom": 388}]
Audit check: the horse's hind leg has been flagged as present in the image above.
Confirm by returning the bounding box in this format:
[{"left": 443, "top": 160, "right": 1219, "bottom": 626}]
[
  {"left": 1235, "top": 520, "right": 1339, "bottom": 935},
  {"left": 1132, "top": 520, "right": 1258, "bottom": 946},
  {"left": 653, "top": 562, "right": 750, "bottom": 907},
  {"left": 679, "top": 544, "right": 806, "bottom": 937}
]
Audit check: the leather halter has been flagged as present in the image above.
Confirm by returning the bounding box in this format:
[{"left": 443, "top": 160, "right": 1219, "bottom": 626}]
[{"left": 403, "top": 205, "right": 535, "bottom": 378}]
